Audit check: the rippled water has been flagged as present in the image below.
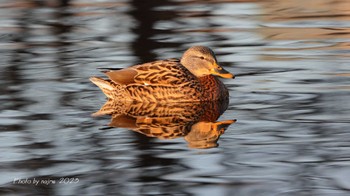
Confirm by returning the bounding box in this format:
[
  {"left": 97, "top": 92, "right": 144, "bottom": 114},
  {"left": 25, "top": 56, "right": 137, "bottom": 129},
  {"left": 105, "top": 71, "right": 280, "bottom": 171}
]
[{"left": 1, "top": 0, "right": 350, "bottom": 195}]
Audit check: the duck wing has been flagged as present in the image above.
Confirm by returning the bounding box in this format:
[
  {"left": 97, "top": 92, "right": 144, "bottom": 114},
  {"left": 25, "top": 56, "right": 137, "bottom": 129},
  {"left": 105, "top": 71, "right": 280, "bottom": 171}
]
[{"left": 103, "top": 58, "right": 197, "bottom": 86}]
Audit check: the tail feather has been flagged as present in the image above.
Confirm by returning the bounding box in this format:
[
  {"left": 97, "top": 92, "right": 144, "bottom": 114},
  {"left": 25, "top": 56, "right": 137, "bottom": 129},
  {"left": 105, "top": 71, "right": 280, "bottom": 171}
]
[
  {"left": 90, "top": 77, "right": 117, "bottom": 99},
  {"left": 92, "top": 99, "right": 126, "bottom": 117}
]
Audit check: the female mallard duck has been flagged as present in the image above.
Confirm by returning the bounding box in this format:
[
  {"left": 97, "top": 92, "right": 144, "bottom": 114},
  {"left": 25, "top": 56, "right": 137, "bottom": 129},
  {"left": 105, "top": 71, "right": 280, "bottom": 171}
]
[{"left": 90, "top": 46, "right": 234, "bottom": 102}]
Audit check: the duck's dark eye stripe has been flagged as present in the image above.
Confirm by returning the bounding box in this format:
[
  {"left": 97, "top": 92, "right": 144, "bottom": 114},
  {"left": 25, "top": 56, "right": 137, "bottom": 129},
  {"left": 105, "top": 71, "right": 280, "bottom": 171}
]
[{"left": 194, "top": 56, "right": 206, "bottom": 60}]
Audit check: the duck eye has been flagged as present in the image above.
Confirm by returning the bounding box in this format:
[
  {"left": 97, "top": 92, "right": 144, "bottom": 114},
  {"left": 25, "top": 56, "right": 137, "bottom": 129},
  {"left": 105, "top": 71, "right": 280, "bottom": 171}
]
[{"left": 199, "top": 56, "right": 205, "bottom": 60}]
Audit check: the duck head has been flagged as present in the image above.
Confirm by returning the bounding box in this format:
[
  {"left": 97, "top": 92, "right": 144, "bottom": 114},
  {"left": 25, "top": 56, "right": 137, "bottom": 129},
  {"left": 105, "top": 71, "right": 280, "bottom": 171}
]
[{"left": 180, "top": 46, "right": 234, "bottom": 79}]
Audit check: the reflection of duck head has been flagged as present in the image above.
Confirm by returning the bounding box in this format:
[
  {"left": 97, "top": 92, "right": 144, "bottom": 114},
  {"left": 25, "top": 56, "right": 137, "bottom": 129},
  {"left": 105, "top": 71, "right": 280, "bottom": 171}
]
[
  {"left": 93, "top": 98, "right": 235, "bottom": 148},
  {"left": 185, "top": 120, "right": 236, "bottom": 148}
]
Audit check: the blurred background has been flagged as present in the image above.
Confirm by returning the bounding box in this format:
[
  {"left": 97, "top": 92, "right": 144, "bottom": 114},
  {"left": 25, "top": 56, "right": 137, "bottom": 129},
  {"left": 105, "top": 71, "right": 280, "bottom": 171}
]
[{"left": 0, "top": 0, "right": 350, "bottom": 195}]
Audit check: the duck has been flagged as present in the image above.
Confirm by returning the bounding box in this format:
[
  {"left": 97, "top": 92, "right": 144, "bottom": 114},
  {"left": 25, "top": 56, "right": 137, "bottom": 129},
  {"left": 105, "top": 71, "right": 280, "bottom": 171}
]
[{"left": 90, "top": 46, "right": 234, "bottom": 103}]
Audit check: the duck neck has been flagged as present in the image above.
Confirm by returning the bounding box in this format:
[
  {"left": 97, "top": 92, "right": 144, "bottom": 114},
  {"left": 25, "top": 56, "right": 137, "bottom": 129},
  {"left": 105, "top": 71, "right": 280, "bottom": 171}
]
[{"left": 198, "top": 75, "right": 229, "bottom": 101}]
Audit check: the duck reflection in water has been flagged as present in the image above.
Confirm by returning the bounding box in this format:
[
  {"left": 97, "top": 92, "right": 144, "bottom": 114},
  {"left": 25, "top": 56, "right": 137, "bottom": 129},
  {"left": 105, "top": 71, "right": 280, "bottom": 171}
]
[
  {"left": 93, "top": 100, "right": 235, "bottom": 149},
  {"left": 91, "top": 46, "right": 235, "bottom": 148}
]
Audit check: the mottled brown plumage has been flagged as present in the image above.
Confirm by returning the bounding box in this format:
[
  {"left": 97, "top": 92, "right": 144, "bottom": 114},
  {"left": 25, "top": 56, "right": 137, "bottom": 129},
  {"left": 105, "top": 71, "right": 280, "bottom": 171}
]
[{"left": 90, "top": 46, "right": 234, "bottom": 103}]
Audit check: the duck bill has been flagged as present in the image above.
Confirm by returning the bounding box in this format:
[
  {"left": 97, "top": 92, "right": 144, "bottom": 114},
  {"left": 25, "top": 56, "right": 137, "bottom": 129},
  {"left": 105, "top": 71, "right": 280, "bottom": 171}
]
[{"left": 210, "top": 66, "right": 235, "bottom": 79}]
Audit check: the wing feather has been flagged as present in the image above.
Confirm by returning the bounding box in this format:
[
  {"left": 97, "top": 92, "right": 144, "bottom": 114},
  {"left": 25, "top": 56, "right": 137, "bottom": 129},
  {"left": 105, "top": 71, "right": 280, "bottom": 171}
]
[
  {"left": 104, "top": 67, "right": 138, "bottom": 85},
  {"left": 103, "top": 59, "right": 197, "bottom": 86}
]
